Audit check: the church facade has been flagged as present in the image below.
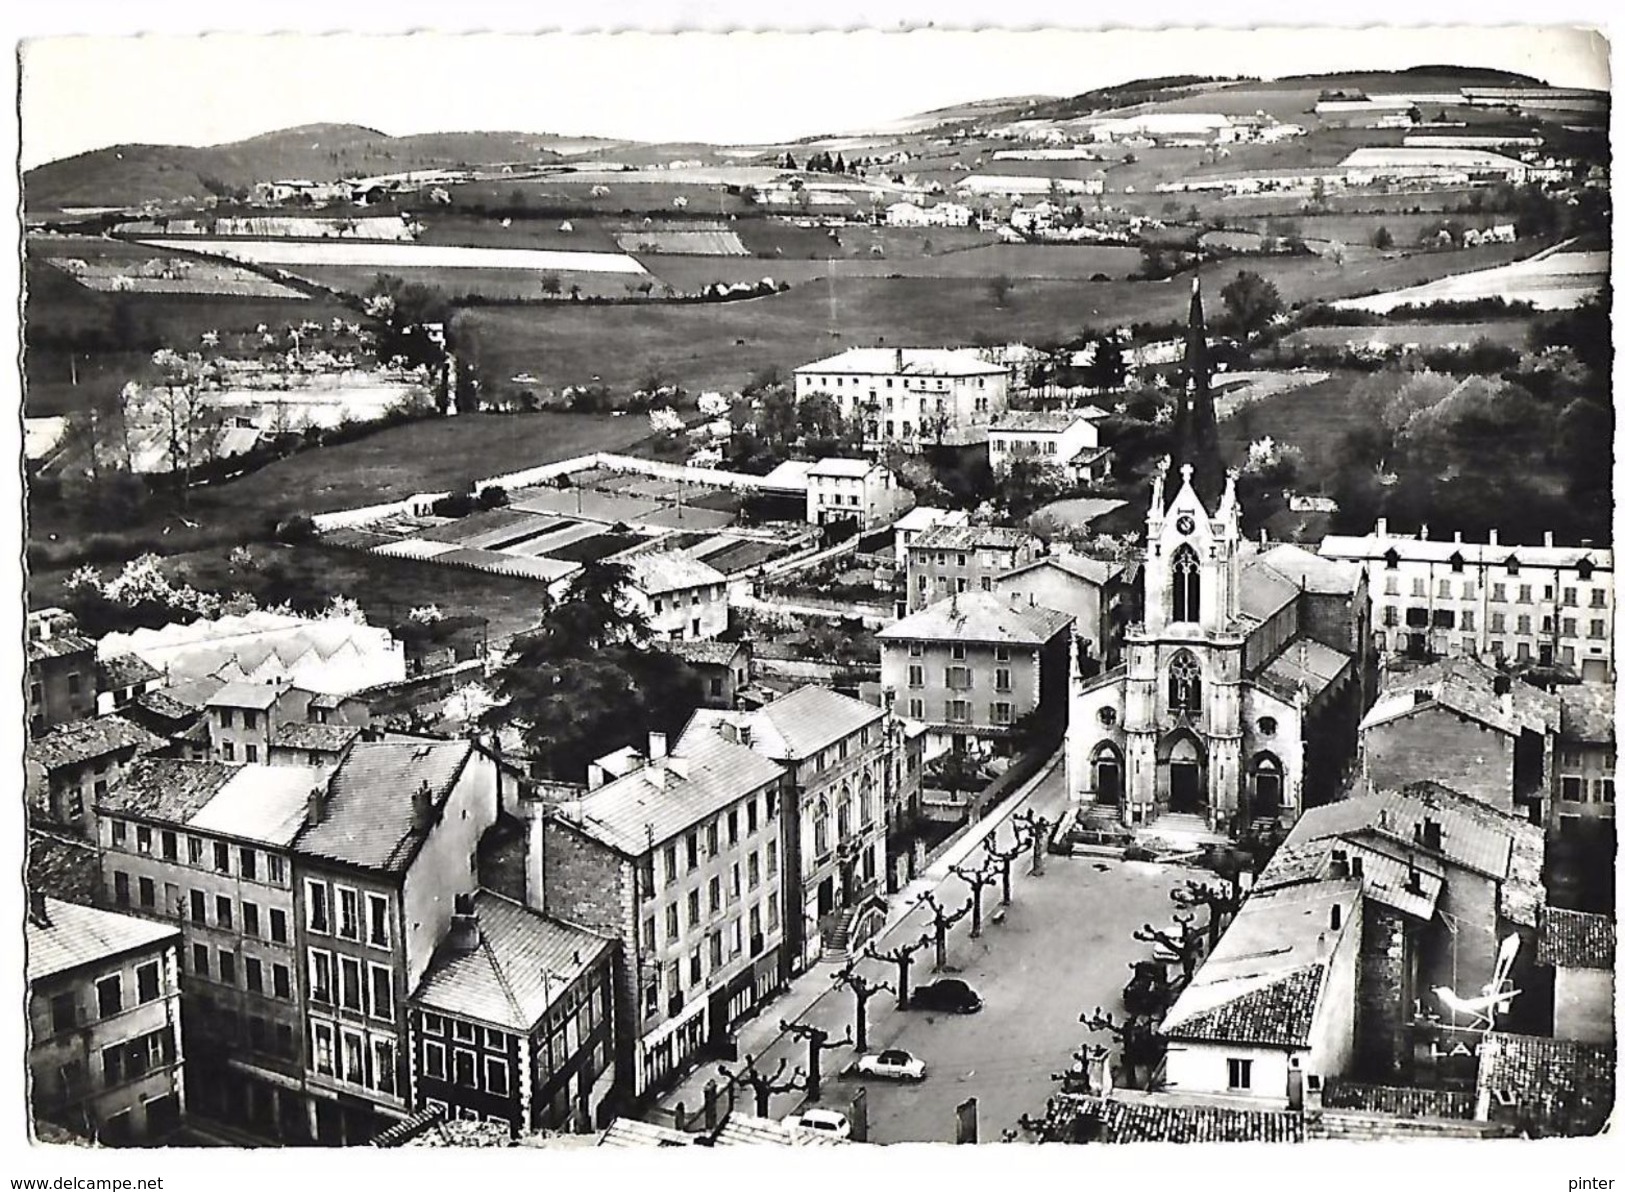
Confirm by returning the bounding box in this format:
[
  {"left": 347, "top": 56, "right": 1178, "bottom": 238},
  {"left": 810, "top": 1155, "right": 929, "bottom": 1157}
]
[{"left": 1064, "top": 279, "right": 1372, "bottom": 836}]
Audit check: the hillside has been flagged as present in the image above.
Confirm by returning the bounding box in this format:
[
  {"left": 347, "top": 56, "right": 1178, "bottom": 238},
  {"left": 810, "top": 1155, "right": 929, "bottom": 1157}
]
[{"left": 24, "top": 124, "right": 569, "bottom": 211}]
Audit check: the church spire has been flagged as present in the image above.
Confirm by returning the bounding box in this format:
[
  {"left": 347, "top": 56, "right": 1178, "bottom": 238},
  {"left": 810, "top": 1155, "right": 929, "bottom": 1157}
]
[{"left": 1168, "top": 275, "right": 1225, "bottom": 510}]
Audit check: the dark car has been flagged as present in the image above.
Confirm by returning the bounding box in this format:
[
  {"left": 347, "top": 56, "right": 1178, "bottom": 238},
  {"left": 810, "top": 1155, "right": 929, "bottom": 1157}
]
[{"left": 910, "top": 979, "right": 982, "bottom": 1014}]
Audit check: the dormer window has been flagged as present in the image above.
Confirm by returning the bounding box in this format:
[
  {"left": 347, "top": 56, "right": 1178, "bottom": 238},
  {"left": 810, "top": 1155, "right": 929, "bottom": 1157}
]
[
  {"left": 1505, "top": 556, "right": 1520, "bottom": 576},
  {"left": 1383, "top": 548, "right": 1400, "bottom": 571},
  {"left": 1449, "top": 552, "right": 1464, "bottom": 574},
  {"left": 1578, "top": 557, "right": 1595, "bottom": 580}
]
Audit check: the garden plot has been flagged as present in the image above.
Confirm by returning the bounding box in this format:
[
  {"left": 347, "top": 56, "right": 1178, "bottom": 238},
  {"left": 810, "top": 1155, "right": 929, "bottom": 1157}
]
[
  {"left": 501, "top": 522, "right": 607, "bottom": 558},
  {"left": 613, "top": 228, "right": 749, "bottom": 256},
  {"left": 137, "top": 238, "right": 649, "bottom": 275},
  {"left": 44, "top": 253, "right": 307, "bottom": 298},
  {"left": 118, "top": 216, "right": 416, "bottom": 240},
  {"left": 1331, "top": 249, "right": 1606, "bottom": 313}
]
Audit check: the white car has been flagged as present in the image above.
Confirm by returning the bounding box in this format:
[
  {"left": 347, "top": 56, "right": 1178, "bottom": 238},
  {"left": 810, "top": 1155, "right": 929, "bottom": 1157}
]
[
  {"left": 856, "top": 1048, "right": 927, "bottom": 1081},
  {"left": 784, "top": 1108, "right": 852, "bottom": 1139}
]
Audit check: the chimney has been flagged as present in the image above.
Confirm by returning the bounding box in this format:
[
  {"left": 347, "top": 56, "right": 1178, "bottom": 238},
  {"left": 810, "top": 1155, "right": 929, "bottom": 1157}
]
[
  {"left": 740, "top": 724, "right": 754, "bottom": 749},
  {"left": 1406, "top": 859, "right": 1423, "bottom": 895},
  {"left": 649, "top": 731, "right": 668, "bottom": 761},
  {"left": 1086, "top": 1048, "right": 1114, "bottom": 1098},
  {"left": 587, "top": 762, "right": 607, "bottom": 792},
  {"left": 412, "top": 779, "right": 434, "bottom": 831},
  {"left": 1376, "top": 517, "right": 1388, "bottom": 539},
  {"left": 448, "top": 893, "right": 480, "bottom": 953},
  {"left": 1328, "top": 848, "right": 1350, "bottom": 880},
  {"left": 1350, "top": 856, "right": 1364, "bottom": 879},
  {"left": 1493, "top": 672, "right": 1512, "bottom": 696},
  {"left": 306, "top": 786, "right": 328, "bottom": 827},
  {"left": 1420, "top": 524, "right": 1430, "bottom": 541},
  {"left": 1489, "top": 529, "right": 1499, "bottom": 546},
  {"left": 894, "top": 347, "right": 904, "bottom": 373},
  {"left": 1330, "top": 903, "right": 1343, "bottom": 931},
  {"left": 1453, "top": 531, "right": 1462, "bottom": 544},
  {"left": 646, "top": 765, "right": 667, "bottom": 791},
  {"left": 27, "top": 891, "right": 49, "bottom": 928},
  {"left": 1544, "top": 531, "right": 1554, "bottom": 549}
]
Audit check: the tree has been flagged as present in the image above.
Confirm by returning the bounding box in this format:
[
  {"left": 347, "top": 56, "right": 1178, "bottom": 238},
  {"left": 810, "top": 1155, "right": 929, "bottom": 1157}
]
[
  {"left": 148, "top": 349, "right": 225, "bottom": 506},
  {"left": 916, "top": 890, "right": 972, "bottom": 971},
  {"left": 1083, "top": 336, "right": 1126, "bottom": 391},
  {"left": 987, "top": 274, "right": 1013, "bottom": 308},
  {"left": 1219, "top": 271, "right": 1283, "bottom": 338},
  {"left": 981, "top": 828, "right": 1027, "bottom": 906},
  {"left": 1370, "top": 225, "right": 1394, "bottom": 251},
  {"left": 779, "top": 1020, "right": 852, "bottom": 1103},
  {"left": 1170, "top": 877, "right": 1245, "bottom": 953},
  {"left": 1133, "top": 913, "right": 1204, "bottom": 984},
  {"left": 832, "top": 962, "right": 894, "bottom": 1050},
  {"left": 540, "top": 272, "right": 562, "bottom": 297},
  {"left": 719, "top": 1054, "right": 808, "bottom": 1117},
  {"left": 1012, "top": 809, "right": 1053, "bottom": 875},
  {"left": 950, "top": 860, "right": 1001, "bottom": 938},
  {"left": 861, "top": 933, "right": 932, "bottom": 1010},
  {"left": 1081, "top": 1008, "right": 1166, "bottom": 1089}
]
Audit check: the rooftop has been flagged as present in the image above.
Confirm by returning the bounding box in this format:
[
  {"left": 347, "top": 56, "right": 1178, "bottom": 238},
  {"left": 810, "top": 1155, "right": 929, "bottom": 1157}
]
[
  {"left": 26, "top": 715, "right": 165, "bottom": 774},
  {"left": 684, "top": 683, "right": 887, "bottom": 762},
  {"left": 27, "top": 897, "right": 179, "bottom": 983},
  {"left": 996, "top": 552, "right": 1123, "bottom": 588},
  {"left": 1475, "top": 1032, "right": 1615, "bottom": 1138},
  {"left": 1254, "top": 638, "right": 1352, "bottom": 705},
  {"left": 97, "top": 654, "right": 163, "bottom": 692},
  {"left": 412, "top": 890, "right": 613, "bottom": 1031},
  {"left": 651, "top": 638, "right": 747, "bottom": 668},
  {"left": 1257, "top": 835, "right": 1443, "bottom": 921},
  {"left": 205, "top": 681, "right": 288, "bottom": 710},
  {"left": 989, "top": 409, "right": 1104, "bottom": 433},
  {"left": 1258, "top": 542, "right": 1362, "bottom": 595},
  {"left": 1538, "top": 907, "right": 1616, "bottom": 971},
  {"left": 597, "top": 1118, "right": 695, "bottom": 1147},
  {"left": 894, "top": 506, "right": 968, "bottom": 534},
  {"left": 807, "top": 456, "right": 880, "bottom": 478},
  {"left": 1559, "top": 684, "right": 1616, "bottom": 746},
  {"left": 1359, "top": 656, "right": 1559, "bottom": 738},
  {"left": 28, "top": 828, "right": 103, "bottom": 907},
  {"left": 1041, "top": 1092, "right": 1305, "bottom": 1144},
  {"left": 271, "top": 721, "right": 364, "bottom": 753},
  {"left": 554, "top": 729, "right": 783, "bottom": 856},
  {"left": 1318, "top": 531, "right": 1612, "bottom": 572},
  {"left": 96, "top": 759, "right": 238, "bottom": 825},
  {"left": 912, "top": 523, "right": 1036, "bottom": 553},
  {"left": 27, "top": 629, "right": 95, "bottom": 663},
  {"left": 186, "top": 765, "right": 328, "bottom": 848},
  {"left": 878, "top": 592, "right": 1074, "bottom": 647},
  {"left": 796, "top": 346, "right": 1008, "bottom": 378},
  {"left": 624, "top": 550, "right": 726, "bottom": 595},
  {"left": 1342, "top": 146, "right": 1532, "bottom": 170},
  {"left": 295, "top": 738, "right": 478, "bottom": 874}
]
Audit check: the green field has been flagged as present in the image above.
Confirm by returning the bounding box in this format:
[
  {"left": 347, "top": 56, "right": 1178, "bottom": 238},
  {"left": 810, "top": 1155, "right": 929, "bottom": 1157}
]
[
  {"left": 286, "top": 263, "right": 650, "bottom": 302},
  {"left": 413, "top": 214, "right": 623, "bottom": 252},
  {"left": 468, "top": 239, "right": 1546, "bottom": 394},
  {"left": 641, "top": 242, "right": 1143, "bottom": 290}
]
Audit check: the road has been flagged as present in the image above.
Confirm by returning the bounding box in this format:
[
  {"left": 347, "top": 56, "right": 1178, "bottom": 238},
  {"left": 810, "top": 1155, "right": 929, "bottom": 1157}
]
[{"left": 660, "top": 755, "right": 1193, "bottom": 1143}]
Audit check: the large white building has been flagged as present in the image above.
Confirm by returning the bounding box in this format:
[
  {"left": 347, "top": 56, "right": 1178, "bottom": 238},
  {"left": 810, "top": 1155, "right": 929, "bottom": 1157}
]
[
  {"left": 1318, "top": 522, "right": 1614, "bottom": 683},
  {"left": 794, "top": 347, "right": 1010, "bottom": 448},
  {"left": 885, "top": 201, "right": 973, "bottom": 228},
  {"left": 1341, "top": 147, "right": 1530, "bottom": 185},
  {"left": 804, "top": 458, "right": 914, "bottom": 528}
]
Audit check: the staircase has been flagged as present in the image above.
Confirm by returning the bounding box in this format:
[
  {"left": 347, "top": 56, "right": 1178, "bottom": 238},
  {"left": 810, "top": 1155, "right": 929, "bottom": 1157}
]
[
  {"left": 820, "top": 897, "right": 886, "bottom": 963},
  {"left": 1138, "top": 813, "right": 1228, "bottom": 852}
]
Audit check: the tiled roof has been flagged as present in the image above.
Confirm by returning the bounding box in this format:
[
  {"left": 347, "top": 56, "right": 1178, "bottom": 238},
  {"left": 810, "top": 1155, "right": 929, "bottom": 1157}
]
[
  {"left": 28, "top": 829, "right": 103, "bottom": 906},
  {"left": 1237, "top": 553, "right": 1302, "bottom": 623},
  {"left": 1559, "top": 684, "right": 1616, "bottom": 745},
  {"left": 412, "top": 890, "right": 613, "bottom": 1031},
  {"left": 878, "top": 592, "right": 1073, "bottom": 646},
  {"left": 1476, "top": 1032, "right": 1615, "bottom": 1138},
  {"left": 652, "top": 638, "right": 747, "bottom": 668},
  {"left": 1359, "top": 656, "right": 1558, "bottom": 738},
  {"left": 1259, "top": 542, "right": 1362, "bottom": 595},
  {"left": 1258, "top": 835, "right": 1443, "bottom": 921},
  {"left": 158, "top": 675, "right": 228, "bottom": 709},
  {"left": 989, "top": 409, "right": 1098, "bottom": 433},
  {"left": 1254, "top": 638, "right": 1352, "bottom": 704},
  {"left": 752, "top": 684, "right": 886, "bottom": 759},
  {"left": 996, "top": 553, "right": 1122, "bottom": 588},
  {"left": 597, "top": 1118, "right": 695, "bottom": 1147},
  {"left": 27, "top": 630, "right": 95, "bottom": 663},
  {"left": 894, "top": 506, "right": 967, "bottom": 534},
  {"left": 127, "top": 689, "right": 200, "bottom": 726},
  {"left": 1164, "top": 964, "right": 1325, "bottom": 1048},
  {"left": 97, "top": 654, "right": 162, "bottom": 692},
  {"left": 295, "top": 739, "right": 477, "bottom": 874},
  {"left": 96, "top": 758, "right": 237, "bottom": 823},
  {"left": 624, "top": 550, "right": 726, "bottom": 595},
  {"left": 271, "top": 721, "right": 363, "bottom": 752},
  {"left": 1319, "top": 533, "right": 1613, "bottom": 573},
  {"left": 1539, "top": 907, "right": 1616, "bottom": 970},
  {"left": 205, "top": 681, "right": 287, "bottom": 710},
  {"left": 808, "top": 457, "right": 878, "bottom": 478},
  {"left": 26, "top": 715, "right": 165, "bottom": 773},
  {"left": 26, "top": 898, "right": 179, "bottom": 983},
  {"left": 1044, "top": 1093, "right": 1305, "bottom": 1144},
  {"left": 186, "top": 765, "right": 328, "bottom": 848},
  {"left": 912, "top": 523, "right": 1036, "bottom": 553},
  {"left": 554, "top": 729, "right": 783, "bottom": 855},
  {"left": 795, "top": 346, "right": 1007, "bottom": 377},
  {"left": 1030, "top": 497, "right": 1129, "bottom": 527}
]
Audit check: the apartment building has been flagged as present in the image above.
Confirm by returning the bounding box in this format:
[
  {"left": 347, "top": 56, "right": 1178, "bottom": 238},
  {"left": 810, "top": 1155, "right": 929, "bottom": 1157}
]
[
  {"left": 205, "top": 681, "right": 316, "bottom": 765},
  {"left": 794, "top": 347, "right": 1011, "bottom": 448},
  {"left": 542, "top": 730, "right": 788, "bottom": 1099},
  {"left": 988, "top": 408, "right": 1111, "bottom": 482},
  {"left": 993, "top": 551, "right": 1130, "bottom": 670},
  {"left": 95, "top": 758, "right": 323, "bottom": 1142},
  {"left": 904, "top": 523, "right": 1040, "bottom": 614},
  {"left": 622, "top": 551, "right": 730, "bottom": 642},
  {"left": 681, "top": 685, "right": 895, "bottom": 973},
  {"left": 892, "top": 506, "right": 970, "bottom": 569},
  {"left": 1319, "top": 523, "right": 1614, "bottom": 682},
  {"left": 291, "top": 738, "right": 501, "bottom": 1144},
  {"left": 26, "top": 895, "right": 185, "bottom": 1145},
  {"left": 804, "top": 457, "right": 914, "bottom": 529},
  {"left": 27, "top": 609, "right": 98, "bottom": 734},
  {"left": 25, "top": 715, "right": 164, "bottom": 834}
]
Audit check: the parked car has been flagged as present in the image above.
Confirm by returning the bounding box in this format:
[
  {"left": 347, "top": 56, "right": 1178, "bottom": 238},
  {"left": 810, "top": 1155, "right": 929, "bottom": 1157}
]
[
  {"left": 784, "top": 1108, "right": 851, "bottom": 1139},
  {"left": 856, "top": 1048, "right": 927, "bottom": 1081},
  {"left": 910, "top": 978, "right": 982, "bottom": 1014}
]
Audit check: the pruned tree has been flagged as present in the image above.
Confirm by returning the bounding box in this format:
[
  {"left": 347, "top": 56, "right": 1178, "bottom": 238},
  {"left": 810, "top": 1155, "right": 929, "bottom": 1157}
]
[
  {"left": 779, "top": 1020, "right": 853, "bottom": 1103},
  {"left": 916, "top": 890, "right": 972, "bottom": 972},
  {"left": 981, "top": 828, "right": 1027, "bottom": 906},
  {"left": 1170, "top": 877, "right": 1245, "bottom": 953},
  {"left": 861, "top": 932, "right": 932, "bottom": 1010},
  {"left": 950, "top": 859, "right": 1001, "bottom": 938},
  {"left": 1012, "top": 809, "right": 1053, "bottom": 876},
  {"left": 719, "top": 1053, "right": 808, "bottom": 1117},
  {"left": 1081, "top": 1008, "right": 1166, "bottom": 1090},
  {"left": 1133, "top": 913, "right": 1204, "bottom": 984},
  {"left": 148, "top": 348, "right": 226, "bottom": 506},
  {"left": 833, "top": 963, "right": 895, "bottom": 1051}
]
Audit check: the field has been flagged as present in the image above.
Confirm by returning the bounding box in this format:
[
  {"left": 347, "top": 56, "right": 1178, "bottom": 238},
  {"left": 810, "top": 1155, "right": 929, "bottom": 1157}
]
[
  {"left": 1228, "top": 211, "right": 1507, "bottom": 246},
  {"left": 639, "top": 243, "right": 1144, "bottom": 290},
  {"left": 468, "top": 239, "right": 1546, "bottom": 394},
  {"left": 1333, "top": 248, "right": 1606, "bottom": 312},
  {"left": 286, "top": 264, "right": 649, "bottom": 301},
  {"left": 116, "top": 216, "right": 416, "bottom": 241},
  {"left": 1281, "top": 321, "right": 1534, "bottom": 350},
  {"left": 448, "top": 177, "right": 763, "bottom": 216},
  {"left": 136, "top": 237, "right": 650, "bottom": 275},
  {"left": 41, "top": 251, "right": 308, "bottom": 299},
  {"left": 613, "top": 228, "right": 749, "bottom": 256}
]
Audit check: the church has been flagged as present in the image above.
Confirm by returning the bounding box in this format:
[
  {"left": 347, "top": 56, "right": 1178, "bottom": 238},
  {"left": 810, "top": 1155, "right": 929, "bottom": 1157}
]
[{"left": 1065, "top": 279, "right": 1374, "bottom": 836}]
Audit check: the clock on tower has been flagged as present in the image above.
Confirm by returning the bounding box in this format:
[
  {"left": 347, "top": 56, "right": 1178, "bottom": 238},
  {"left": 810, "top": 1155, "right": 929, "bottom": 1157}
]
[{"left": 1175, "top": 513, "right": 1196, "bottom": 535}]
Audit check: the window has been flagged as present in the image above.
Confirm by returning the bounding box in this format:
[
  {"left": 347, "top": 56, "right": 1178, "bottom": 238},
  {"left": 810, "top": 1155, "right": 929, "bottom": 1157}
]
[
  {"left": 747, "top": 799, "right": 759, "bottom": 834},
  {"left": 161, "top": 831, "right": 177, "bottom": 861},
  {"left": 686, "top": 833, "right": 699, "bottom": 872},
  {"left": 102, "top": 1044, "right": 124, "bottom": 1087},
  {"left": 1412, "top": 577, "right": 1427, "bottom": 598},
  {"left": 187, "top": 837, "right": 204, "bottom": 865},
  {"left": 1227, "top": 1058, "right": 1252, "bottom": 1091},
  {"left": 1490, "top": 612, "right": 1506, "bottom": 633},
  {"left": 485, "top": 1057, "right": 510, "bottom": 1098},
  {"left": 708, "top": 876, "right": 721, "bottom": 915},
  {"left": 908, "top": 698, "right": 924, "bottom": 718},
  {"left": 1462, "top": 582, "right": 1476, "bottom": 600},
  {"left": 113, "top": 872, "right": 130, "bottom": 907},
  {"left": 239, "top": 848, "right": 257, "bottom": 881},
  {"left": 1592, "top": 589, "right": 1607, "bottom": 608},
  {"left": 309, "top": 1021, "right": 335, "bottom": 1077},
  {"left": 192, "top": 944, "right": 210, "bottom": 978},
  {"left": 270, "top": 908, "right": 288, "bottom": 944},
  {"left": 946, "top": 665, "right": 973, "bottom": 690},
  {"left": 239, "top": 900, "right": 259, "bottom": 938},
  {"left": 766, "top": 790, "right": 778, "bottom": 819},
  {"left": 1172, "top": 545, "right": 1201, "bottom": 623},
  {"left": 1168, "top": 652, "right": 1202, "bottom": 714},
  {"left": 246, "top": 744, "right": 259, "bottom": 763},
  {"left": 947, "top": 700, "right": 970, "bottom": 723},
  {"left": 222, "top": 741, "right": 235, "bottom": 762},
  {"left": 1492, "top": 583, "right": 1507, "bottom": 602},
  {"left": 1562, "top": 617, "right": 1578, "bottom": 638},
  {"left": 189, "top": 890, "right": 206, "bottom": 924},
  {"left": 1562, "top": 776, "right": 1585, "bottom": 802},
  {"left": 97, "top": 975, "right": 122, "bottom": 1019},
  {"left": 1384, "top": 576, "right": 1400, "bottom": 597},
  {"left": 339, "top": 957, "right": 363, "bottom": 1012},
  {"left": 687, "top": 890, "right": 701, "bottom": 928},
  {"left": 1462, "top": 610, "right": 1476, "bottom": 631},
  {"left": 726, "top": 809, "right": 739, "bottom": 847},
  {"left": 424, "top": 1041, "right": 446, "bottom": 1080},
  {"left": 307, "top": 881, "right": 330, "bottom": 933},
  {"left": 1590, "top": 620, "right": 1606, "bottom": 639},
  {"left": 134, "top": 961, "right": 159, "bottom": 1004},
  {"left": 219, "top": 707, "right": 235, "bottom": 729},
  {"left": 907, "top": 641, "right": 923, "bottom": 657},
  {"left": 748, "top": 852, "right": 761, "bottom": 889},
  {"left": 991, "top": 702, "right": 1014, "bottom": 725},
  {"left": 995, "top": 667, "right": 1011, "bottom": 692},
  {"left": 365, "top": 893, "right": 389, "bottom": 948},
  {"left": 709, "top": 931, "right": 723, "bottom": 968},
  {"left": 767, "top": 840, "right": 778, "bottom": 876},
  {"left": 370, "top": 964, "right": 394, "bottom": 1021},
  {"left": 689, "top": 948, "right": 702, "bottom": 986},
  {"left": 215, "top": 895, "right": 233, "bottom": 930},
  {"left": 1516, "top": 615, "right": 1531, "bottom": 635},
  {"left": 666, "top": 903, "right": 679, "bottom": 941},
  {"left": 1437, "top": 579, "right": 1452, "bottom": 598},
  {"left": 1563, "top": 587, "right": 1578, "bottom": 607},
  {"left": 729, "top": 862, "right": 741, "bottom": 899},
  {"left": 245, "top": 958, "right": 263, "bottom": 994},
  {"left": 337, "top": 887, "right": 360, "bottom": 940},
  {"left": 219, "top": 951, "right": 236, "bottom": 986},
  {"left": 1506, "top": 557, "right": 1520, "bottom": 577},
  {"left": 706, "top": 822, "right": 719, "bottom": 858},
  {"left": 273, "top": 964, "right": 291, "bottom": 999},
  {"left": 664, "top": 844, "right": 678, "bottom": 886},
  {"left": 111, "top": 820, "right": 128, "bottom": 847},
  {"left": 768, "top": 892, "right": 780, "bottom": 929},
  {"left": 950, "top": 642, "right": 966, "bottom": 661},
  {"left": 908, "top": 665, "right": 924, "bottom": 688},
  {"left": 1518, "top": 584, "right": 1533, "bottom": 604},
  {"left": 309, "top": 952, "right": 333, "bottom": 1004},
  {"left": 268, "top": 855, "right": 286, "bottom": 885},
  {"left": 342, "top": 1031, "right": 365, "bottom": 1085},
  {"left": 50, "top": 993, "right": 77, "bottom": 1035},
  {"left": 243, "top": 709, "right": 258, "bottom": 731}
]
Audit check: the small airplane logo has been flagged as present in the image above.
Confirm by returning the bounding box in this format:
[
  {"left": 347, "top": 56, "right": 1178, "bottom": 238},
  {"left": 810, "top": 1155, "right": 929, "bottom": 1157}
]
[{"left": 1433, "top": 934, "right": 1522, "bottom": 1032}]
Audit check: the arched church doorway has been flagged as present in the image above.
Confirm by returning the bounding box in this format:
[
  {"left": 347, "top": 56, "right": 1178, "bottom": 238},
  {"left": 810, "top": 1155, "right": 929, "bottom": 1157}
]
[
  {"left": 1251, "top": 753, "right": 1283, "bottom": 820},
  {"left": 1092, "top": 743, "right": 1123, "bottom": 806},
  {"left": 1160, "top": 733, "right": 1206, "bottom": 815}
]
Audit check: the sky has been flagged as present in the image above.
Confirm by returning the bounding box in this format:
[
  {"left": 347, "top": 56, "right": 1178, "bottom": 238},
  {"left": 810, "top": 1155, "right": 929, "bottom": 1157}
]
[{"left": 18, "top": 24, "right": 1611, "bottom": 170}]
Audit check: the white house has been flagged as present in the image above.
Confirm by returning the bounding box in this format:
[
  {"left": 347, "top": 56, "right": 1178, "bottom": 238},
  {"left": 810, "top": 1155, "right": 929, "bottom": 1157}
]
[
  {"left": 988, "top": 408, "right": 1111, "bottom": 481},
  {"left": 885, "top": 201, "right": 973, "bottom": 228},
  {"left": 804, "top": 458, "right": 914, "bottom": 529},
  {"left": 621, "top": 551, "right": 730, "bottom": 642},
  {"left": 893, "top": 506, "right": 970, "bottom": 567},
  {"left": 794, "top": 347, "right": 1010, "bottom": 449}
]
